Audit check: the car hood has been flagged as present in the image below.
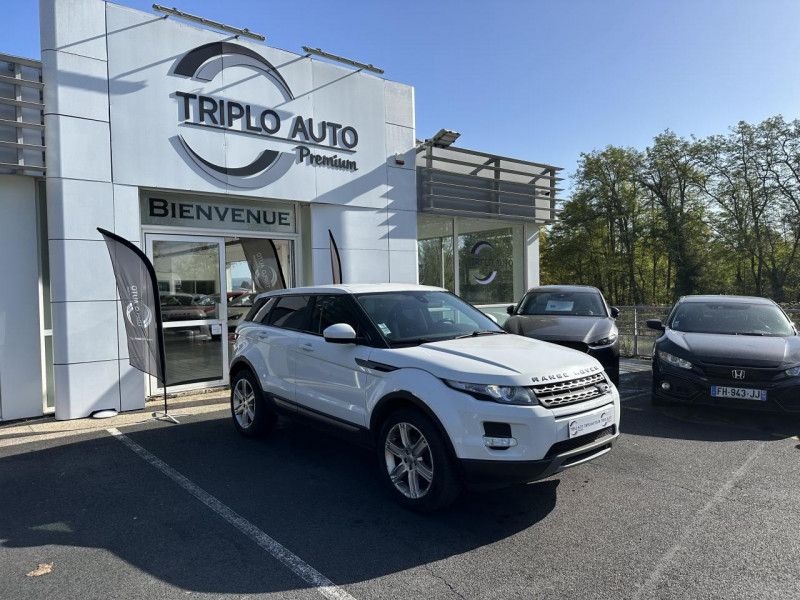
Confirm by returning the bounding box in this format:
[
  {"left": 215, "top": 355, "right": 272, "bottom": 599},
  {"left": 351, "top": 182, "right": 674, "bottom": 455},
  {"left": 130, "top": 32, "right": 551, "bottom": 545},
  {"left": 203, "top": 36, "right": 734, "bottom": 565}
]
[
  {"left": 664, "top": 330, "right": 800, "bottom": 367},
  {"left": 505, "top": 315, "right": 615, "bottom": 343},
  {"left": 370, "top": 334, "right": 605, "bottom": 386}
]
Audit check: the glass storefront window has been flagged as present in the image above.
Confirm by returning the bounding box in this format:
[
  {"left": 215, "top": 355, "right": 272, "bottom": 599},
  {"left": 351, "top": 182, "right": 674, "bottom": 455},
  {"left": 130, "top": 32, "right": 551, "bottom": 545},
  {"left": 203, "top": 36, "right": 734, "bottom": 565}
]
[
  {"left": 417, "top": 214, "right": 525, "bottom": 305},
  {"left": 457, "top": 218, "right": 524, "bottom": 305},
  {"left": 417, "top": 215, "right": 454, "bottom": 289}
]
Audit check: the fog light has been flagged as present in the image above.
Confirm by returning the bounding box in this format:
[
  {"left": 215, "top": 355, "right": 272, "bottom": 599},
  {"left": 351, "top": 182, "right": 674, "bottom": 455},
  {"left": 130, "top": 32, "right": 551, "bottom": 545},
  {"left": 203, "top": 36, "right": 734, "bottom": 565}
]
[
  {"left": 483, "top": 436, "right": 517, "bottom": 448},
  {"left": 661, "top": 381, "right": 671, "bottom": 391}
]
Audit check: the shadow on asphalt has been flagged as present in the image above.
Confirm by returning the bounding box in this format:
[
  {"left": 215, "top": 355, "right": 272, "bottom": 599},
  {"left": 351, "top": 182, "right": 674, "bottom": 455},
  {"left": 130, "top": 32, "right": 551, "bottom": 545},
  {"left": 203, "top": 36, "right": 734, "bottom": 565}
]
[
  {"left": 0, "top": 416, "right": 559, "bottom": 595},
  {"left": 619, "top": 372, "right": 800, "bottom": 442}
]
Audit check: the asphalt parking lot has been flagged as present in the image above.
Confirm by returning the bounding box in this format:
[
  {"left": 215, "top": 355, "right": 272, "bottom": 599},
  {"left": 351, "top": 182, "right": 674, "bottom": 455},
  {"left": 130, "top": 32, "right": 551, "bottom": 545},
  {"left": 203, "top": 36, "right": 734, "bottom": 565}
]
[{"left": 1, "top": 368, "right": 799, "bottom": 599}]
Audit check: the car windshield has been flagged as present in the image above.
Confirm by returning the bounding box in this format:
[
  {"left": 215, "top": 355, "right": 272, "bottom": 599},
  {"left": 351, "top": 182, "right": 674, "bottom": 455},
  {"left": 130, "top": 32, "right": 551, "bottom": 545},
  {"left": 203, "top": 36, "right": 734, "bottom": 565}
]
[
  {"left": 669, "top": 302, "right": 794, "bottom": 336},
  {"left": 517, "top": 291, "right": 607, "bottom": 317},
  {"left": 355, "top": 290, "right": 504, "bottom": 345}
]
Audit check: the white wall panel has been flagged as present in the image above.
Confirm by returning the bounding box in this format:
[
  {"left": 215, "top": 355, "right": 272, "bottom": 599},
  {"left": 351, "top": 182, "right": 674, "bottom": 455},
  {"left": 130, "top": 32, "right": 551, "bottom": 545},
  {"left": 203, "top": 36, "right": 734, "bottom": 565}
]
[
  {"left": 42, "top": 50, "right": 110, "bottom": 122},
  {"left": 311, "top": 248, "right": 391, "bottom": 285},
  {"left": 386, "top": 209, "right": 418, "bottom": 253},
  {"left": 385, "top": 124, "right": 416, "bottom": 172},
  {"left": 51, "top": 300, "right": 118, "bottom": 364},
  {"left": 54, "top": 360, "right": 121, "bottom": 420},
  {"left": 44, "top": 114, "right": 111, "bottom": 182},
  {"left": 389, "top": 250, "right": 419, "bottom": 284},
  {"left": 48, "top": 240, "right": 117, "bottom": 302},
  {"left": 387, "top": 166, "right": 417, "bottom": 212},
  {"left": 40, "top": 0, "right": 108, "bottom": 61},
  {"left": 311, "top": 204, "right": 389, "bottom": 251},
  {"left": 47, "top": 179, "right": 113, "bottom": 241},
  {"left": 0, "top": 176, "right": 44, "bottom": 421},
  {"left": 112, "top": 184, "right": 141, "bottom": 243},
  {"left": 118, "top": 360, "right": 145, "bottom": 412},
  {"left": 384, "top": 80, "right": 415, "bottom": 128}
]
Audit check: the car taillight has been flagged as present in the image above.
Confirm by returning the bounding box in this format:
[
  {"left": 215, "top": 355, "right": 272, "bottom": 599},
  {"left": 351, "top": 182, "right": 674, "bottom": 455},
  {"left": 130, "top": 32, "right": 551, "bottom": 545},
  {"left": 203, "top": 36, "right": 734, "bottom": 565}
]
[{"left": 229, "top": 332, "right": 238, "bottom": 341}]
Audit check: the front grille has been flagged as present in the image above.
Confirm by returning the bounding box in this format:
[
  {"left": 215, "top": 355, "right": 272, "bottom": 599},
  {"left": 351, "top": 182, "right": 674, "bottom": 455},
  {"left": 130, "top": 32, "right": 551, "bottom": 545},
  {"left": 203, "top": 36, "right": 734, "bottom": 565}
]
[
  {"left": 700, "top": 364, "right": 779, "bottom": 383},
  {"left": 551, "top": 341, "right": 589, "bottom": 353},
  {"left": 545, "top": 425, "right": 615, "bottom": 459},
  {"left": 532, "top": 372, "right": 608, "bottom": 408}
]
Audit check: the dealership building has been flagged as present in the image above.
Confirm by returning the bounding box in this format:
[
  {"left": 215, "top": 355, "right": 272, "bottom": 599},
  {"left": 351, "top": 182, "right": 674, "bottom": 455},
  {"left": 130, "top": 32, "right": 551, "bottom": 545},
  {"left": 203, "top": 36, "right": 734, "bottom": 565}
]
[{"left": 0, "top": 0, "right": 560, "bottom": 422}]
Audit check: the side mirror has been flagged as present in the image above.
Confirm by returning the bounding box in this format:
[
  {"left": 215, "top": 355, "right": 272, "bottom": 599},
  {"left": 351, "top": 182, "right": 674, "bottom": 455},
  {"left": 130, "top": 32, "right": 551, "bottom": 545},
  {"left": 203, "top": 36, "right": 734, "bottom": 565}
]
[
  {"left": 646, "top": 319, "right": 665, "bottom": 331},
  {"left": 323, "top": 323, "right": 357, "bottom": 344},
  {"left": 610, "top": 307, "right": 620, "bottom": 319},
  {"left": 506, "top": 305, "right": 515, "bottom": 315}
]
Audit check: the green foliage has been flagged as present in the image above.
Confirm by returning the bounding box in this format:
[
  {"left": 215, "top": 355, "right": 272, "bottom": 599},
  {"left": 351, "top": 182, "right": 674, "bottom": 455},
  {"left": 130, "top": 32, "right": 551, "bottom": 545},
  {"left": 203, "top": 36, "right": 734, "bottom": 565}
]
[{"left": 542, "top": 116, "right": 800, "bottom": 305}]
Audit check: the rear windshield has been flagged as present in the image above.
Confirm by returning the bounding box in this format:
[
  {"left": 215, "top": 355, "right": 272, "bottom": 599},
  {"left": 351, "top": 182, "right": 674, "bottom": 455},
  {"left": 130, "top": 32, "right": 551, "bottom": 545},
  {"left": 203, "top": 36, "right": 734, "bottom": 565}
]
[{"left": 669, "top": 302, "right": 794, "bottom": 336}]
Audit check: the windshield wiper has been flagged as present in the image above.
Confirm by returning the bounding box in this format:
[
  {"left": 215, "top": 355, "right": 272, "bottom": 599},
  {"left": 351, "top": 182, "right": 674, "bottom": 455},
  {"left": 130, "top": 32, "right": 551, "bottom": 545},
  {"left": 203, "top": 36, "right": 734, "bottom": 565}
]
[
  {"left": 453, "top": 330, "right": 506, "bottom": 339},
  {"left": 736, "top": 332, "right": 768, "bottom": 336}
]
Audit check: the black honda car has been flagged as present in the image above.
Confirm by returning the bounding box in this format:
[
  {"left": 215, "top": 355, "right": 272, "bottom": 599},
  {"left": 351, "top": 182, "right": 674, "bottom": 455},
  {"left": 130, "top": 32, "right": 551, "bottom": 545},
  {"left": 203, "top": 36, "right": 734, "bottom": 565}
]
[
  {"left": 647, "top": 295, "right": 800, "bottom": 412},
  {"left": 504, "top": 285, "right": 620, "bottom": 385}
]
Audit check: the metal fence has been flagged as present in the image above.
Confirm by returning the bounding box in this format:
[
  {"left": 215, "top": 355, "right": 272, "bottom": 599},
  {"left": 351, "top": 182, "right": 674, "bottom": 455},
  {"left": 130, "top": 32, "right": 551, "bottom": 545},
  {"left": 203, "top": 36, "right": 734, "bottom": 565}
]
[{"left": 617, "top": 306, "right": 800, "bottom": 358}]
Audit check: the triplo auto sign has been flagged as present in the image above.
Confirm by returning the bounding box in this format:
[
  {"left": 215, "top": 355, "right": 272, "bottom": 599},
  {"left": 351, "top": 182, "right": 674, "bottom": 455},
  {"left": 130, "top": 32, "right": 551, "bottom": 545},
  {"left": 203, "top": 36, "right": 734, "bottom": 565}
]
[{"left": 171, "top": 42, "right": 360, "bottom": 188}]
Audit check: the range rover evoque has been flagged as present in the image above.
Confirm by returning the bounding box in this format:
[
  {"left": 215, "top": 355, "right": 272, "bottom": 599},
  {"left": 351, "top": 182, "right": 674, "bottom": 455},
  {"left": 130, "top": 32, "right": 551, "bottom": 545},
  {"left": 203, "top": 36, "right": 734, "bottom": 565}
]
[{"left": 229, "top": 284, "right": 621, "bottom": 511}]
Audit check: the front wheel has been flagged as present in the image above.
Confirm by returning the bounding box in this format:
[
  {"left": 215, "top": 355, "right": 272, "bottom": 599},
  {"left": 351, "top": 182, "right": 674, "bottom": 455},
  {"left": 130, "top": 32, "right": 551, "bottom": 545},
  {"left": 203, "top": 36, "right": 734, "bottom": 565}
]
[
  {"left": 377, "top": 409, "right": 462, "bottom": 512},
  {"left": 230, "top": 370, "right": 277, "bottom": 438}
]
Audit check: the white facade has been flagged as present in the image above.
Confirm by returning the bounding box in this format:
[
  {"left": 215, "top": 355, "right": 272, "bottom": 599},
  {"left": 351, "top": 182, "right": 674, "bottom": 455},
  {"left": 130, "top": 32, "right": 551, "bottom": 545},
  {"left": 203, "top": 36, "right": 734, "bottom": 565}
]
[
  {"left": 0, "top": 176, "right": 45, "bottom": 421},
  {"left": 40, "top": 0, "right": 417, "bottom": 420},
  {"left": 0, "top": 0, "right": 551, "bottom": 423}
]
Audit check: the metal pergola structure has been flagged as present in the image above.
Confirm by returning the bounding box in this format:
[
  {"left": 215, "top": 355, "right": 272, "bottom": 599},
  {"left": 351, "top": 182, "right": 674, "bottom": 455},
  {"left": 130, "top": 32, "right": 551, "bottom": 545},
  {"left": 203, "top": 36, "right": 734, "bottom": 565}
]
[
  {"left": 0, "top": 52, "right": 45, "bottom": 176},
  {"left": 416, "top": 142, "right": 562, "bottom": 224}
]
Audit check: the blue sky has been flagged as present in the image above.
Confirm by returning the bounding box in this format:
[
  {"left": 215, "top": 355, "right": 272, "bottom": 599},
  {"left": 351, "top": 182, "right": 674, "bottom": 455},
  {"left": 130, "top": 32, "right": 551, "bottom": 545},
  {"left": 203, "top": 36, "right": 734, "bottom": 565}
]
[{"left": 6, "top": 0, "right": 800, "bottom": 180}]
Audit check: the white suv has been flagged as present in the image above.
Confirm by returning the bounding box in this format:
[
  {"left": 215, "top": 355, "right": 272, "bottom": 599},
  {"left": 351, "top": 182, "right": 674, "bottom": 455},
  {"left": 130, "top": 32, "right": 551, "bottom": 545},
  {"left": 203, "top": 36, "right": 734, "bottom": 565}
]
[{"left": 230, "top": 284, "right": 620, "bottom": 511}]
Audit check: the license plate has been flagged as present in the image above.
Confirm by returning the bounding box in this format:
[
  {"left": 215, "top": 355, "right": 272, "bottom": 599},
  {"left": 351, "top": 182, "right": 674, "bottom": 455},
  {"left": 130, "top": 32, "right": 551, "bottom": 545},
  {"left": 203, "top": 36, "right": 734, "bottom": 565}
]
[
  {"left": 567, "top": 407, "right": 614, "bottom": 438},
  {"left": 711, "top": 386, "right": 767, "bottom": 401}
]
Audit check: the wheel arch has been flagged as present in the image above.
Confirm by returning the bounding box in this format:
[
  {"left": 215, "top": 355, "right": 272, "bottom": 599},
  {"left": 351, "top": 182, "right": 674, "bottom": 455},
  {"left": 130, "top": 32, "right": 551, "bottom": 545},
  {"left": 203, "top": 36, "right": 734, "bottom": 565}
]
[{"left": 369, "top": 391, "right": 459, "bottom": 461}]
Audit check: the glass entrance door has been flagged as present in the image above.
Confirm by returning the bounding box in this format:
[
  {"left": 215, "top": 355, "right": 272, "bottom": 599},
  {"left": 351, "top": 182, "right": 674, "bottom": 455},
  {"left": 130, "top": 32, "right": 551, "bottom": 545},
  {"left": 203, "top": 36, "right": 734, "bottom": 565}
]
[{"left": 146, "top": 234, "right": 227, "bottom": 391}]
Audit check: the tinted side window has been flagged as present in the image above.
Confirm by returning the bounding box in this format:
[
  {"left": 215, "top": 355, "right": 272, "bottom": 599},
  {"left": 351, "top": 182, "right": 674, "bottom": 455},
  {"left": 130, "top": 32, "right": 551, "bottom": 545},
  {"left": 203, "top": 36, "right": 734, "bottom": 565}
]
[
  {"left": 242, "top": 296, "right": 273, "bottom": 323},
  {"left": 311, "top": 295, "right": 362, "bottom": 335},
  {"left": 267, "top": 295, "right": 313, "bottom": 331}
]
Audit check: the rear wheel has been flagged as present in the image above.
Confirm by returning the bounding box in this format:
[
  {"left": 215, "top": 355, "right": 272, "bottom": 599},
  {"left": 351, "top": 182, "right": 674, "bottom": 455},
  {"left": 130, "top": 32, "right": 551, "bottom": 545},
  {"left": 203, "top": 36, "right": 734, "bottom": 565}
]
[
  {"left": 377, "top": 409, "right": 462, "bottom": 512},
  {"left": 230, "top": 370, "right": 277, "bottom": 438}
]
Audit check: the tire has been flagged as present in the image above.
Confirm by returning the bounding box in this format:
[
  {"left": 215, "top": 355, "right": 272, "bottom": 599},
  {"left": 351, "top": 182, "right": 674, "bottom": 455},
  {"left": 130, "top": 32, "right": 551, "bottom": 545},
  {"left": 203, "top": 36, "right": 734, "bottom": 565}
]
[
  {"left": 377, "top": 408, "right": 462, "bottom": 512},
  {"left": 230, "top": 369, "right": 277, "bottom": 438}
]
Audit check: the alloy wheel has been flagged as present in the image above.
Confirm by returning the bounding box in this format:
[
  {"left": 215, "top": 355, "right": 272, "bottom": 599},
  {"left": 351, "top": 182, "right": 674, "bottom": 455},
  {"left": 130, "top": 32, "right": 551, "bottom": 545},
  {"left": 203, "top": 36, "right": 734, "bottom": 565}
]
[
  {"left": 384, "top": 422, "right": 434, "bottom": 499},
  {"left": 232, "top": 377, "right": 256, "bottom": 429}
]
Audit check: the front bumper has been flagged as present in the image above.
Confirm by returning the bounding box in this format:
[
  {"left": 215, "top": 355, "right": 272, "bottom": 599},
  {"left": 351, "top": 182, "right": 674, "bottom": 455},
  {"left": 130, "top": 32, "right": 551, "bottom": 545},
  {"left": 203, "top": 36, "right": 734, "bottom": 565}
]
[
  {"left": 460, "top": 425, "right": 618, "bottom": 490},
  {"left": 652, "top": 361, "right": 800, "bottom": 413}
]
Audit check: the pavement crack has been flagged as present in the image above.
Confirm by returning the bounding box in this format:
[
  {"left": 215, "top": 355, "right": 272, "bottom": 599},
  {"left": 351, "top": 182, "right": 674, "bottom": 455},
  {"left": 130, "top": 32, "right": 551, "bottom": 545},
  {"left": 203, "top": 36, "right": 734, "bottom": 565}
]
[{"left": 424, "top": 563, "right": 467, "bottom": 600}]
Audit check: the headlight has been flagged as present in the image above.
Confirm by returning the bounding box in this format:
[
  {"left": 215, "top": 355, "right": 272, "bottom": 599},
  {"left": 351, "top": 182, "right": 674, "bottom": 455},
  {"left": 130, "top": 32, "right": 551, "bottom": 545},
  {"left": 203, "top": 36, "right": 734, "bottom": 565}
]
[
  {"left": 589, "top": 333, "right": 618, "bottom": 348},
  {"left": 658, "top": 351, "right": 693, "bottom": 370},
  {"left": 786, "top": 366, "right": 800, "bottom": 377},
  {"left": 445, "top": 380, "right": 537, "bottom": 405}
]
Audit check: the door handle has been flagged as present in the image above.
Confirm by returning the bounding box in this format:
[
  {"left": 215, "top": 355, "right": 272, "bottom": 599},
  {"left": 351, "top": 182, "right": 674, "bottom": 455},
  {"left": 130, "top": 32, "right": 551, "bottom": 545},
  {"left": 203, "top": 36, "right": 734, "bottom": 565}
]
[
  {"left": 256, "top": 332, "right": 270, "bottom": 340},
  {"left": 299, "top": 343, "right": 314, "bottom": 352}
]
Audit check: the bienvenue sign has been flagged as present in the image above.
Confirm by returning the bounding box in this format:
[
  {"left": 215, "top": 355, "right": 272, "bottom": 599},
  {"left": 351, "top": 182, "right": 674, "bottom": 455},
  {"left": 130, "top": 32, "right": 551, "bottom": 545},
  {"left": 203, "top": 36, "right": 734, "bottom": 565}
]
[{"left": 140, "top": 195, "right": 295, "bottom": 233}]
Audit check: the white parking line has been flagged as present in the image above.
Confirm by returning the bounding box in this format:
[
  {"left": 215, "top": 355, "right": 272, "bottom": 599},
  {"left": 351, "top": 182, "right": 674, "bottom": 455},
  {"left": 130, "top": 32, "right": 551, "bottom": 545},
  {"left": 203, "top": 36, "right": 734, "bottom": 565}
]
[
  {"left": 632, "top": 442, "right": 765, "bottom": 599},
  {"left": 107, "top": 428, "right": 357, "bottom": 600}
]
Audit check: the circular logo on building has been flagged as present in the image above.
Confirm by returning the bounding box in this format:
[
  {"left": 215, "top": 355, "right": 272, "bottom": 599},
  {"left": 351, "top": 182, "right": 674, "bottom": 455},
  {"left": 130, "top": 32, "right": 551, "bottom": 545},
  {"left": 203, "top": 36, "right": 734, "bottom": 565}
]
[
  {"left": 171, "top": 42, "right": 360, "bottom": 189},
  {"left": 171, "top": 42, "right": 295, "bottom": 188},
  {"left": 470, "top": 241, "right": 498, "bottom": 285},
  {"left": 125, "top": 302, "right": 153, "bottom": 329}
]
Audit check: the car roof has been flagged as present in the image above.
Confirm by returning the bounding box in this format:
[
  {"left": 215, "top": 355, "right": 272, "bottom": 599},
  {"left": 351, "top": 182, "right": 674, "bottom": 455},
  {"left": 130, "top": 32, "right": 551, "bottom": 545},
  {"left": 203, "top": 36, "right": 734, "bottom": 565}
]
[
  {"left": 678, "top": 295, "right": 775, "bottom": 305},
  {"left": 524, "top": 285, "right": 604, "bottom": 294},
  {"left": 256, "top": 283, "right": 447, "bottom": 298}
]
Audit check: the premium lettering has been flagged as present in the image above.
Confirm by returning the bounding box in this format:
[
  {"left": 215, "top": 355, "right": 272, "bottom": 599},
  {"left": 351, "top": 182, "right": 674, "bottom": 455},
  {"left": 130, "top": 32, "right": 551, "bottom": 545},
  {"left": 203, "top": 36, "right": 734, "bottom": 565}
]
[{"left": 295, "top": 146, "right": 357, "bottom": 171}]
